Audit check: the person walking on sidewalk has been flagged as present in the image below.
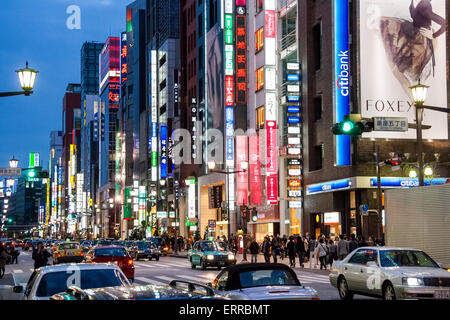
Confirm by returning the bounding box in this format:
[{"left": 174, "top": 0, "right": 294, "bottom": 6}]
[
  {"left": 328, "top": 239, "right": 338, "bottom": 268},
  {"left": 348, "top": 234, "right": 358, "bottom": 254},
  {"left": 286, "top": 236, "right": 296, "bottom": 268},
  {"left": 295, "top": 235, "right": 306, "bottom": 268},
  {"left": 0, "top": 244, "right": 10, "bottom": 279},
  {"left": 317, "top": 238, "right": 328, "bottom": 270},
  {"left": 249, "top": 238, "right": 259, "bottom": 263},
  {"left": 337, "top": 235, "right": 349, "bottom": 260},
  {"left": 308, "top": 236, "right": 317, "bottom": 268},
  {"left": 262, "top": 236, "right": 271, "bottom": 263},
  {"left": 271, "top": 235, "right": 281, "bottom": 264}
]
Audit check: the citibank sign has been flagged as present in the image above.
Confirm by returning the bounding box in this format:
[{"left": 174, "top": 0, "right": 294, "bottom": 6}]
[{"left": 370, "top": 177, "right": 449, "bottom": 188}]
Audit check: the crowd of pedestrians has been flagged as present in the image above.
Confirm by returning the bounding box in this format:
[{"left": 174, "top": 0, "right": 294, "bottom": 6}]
[{"left": 244, "top": 233, "right": 384, "bottom": 270}]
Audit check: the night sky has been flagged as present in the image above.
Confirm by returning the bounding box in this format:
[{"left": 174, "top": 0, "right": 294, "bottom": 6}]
[{"left": 0, "top": 0, "right": 130, "bottom": 170}]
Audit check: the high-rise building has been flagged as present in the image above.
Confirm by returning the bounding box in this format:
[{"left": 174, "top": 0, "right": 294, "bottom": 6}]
[
  {"left": 48, "top": 131, "right": 63, "bottom": 236},
  {"left": 81, "top": 41, "right": 104, "bottom": 102}
]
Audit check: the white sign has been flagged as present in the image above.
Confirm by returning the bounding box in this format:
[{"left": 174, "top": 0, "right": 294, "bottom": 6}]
[
  {"left": 287, "top": 85, "right": 300, "bottom": 92},
  {"left": 373, "top": 117, "right": 408, "bottom": 132},
  {"left": 265, "top": 92, "right": 277, "bottom": 121},
  {"left": 288, "top": 126, "right": 300, "bottom": 134},
  {"left": 359, "top": 0, "right": 448, "bottom": 140},
  {"left": 324, "top": 212, "right": 340, "bottom": 225},
  {"left": 289, "top": 201, "right": 302, "bottom": 208},
  {"left": 288, "top": 137, "right": 301, "bottom": 145},
  {"left": 288, "top": 190, "right": 302, "bottom": 197},
  {"left": 287, "top": 62, "right": 300, "bottom": 70},
  {"left": 265, "top": 67, "right": 277, "bottom": 90},
  {"left": 288, "top": 148, "right": 301, "bottom": 155},
  {"left": 288, "top": 168, "right": 301, "bottom": 176}
]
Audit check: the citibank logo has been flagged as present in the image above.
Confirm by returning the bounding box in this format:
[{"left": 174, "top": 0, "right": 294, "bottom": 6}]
[
  {"left": 337, "top": 50, "right": 349, "bottom": 97},
  {"left": 400, "top": 179, "right": 419, "bottom": 187}
]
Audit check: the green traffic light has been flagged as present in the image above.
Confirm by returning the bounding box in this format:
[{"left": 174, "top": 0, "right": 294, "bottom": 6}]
[
  {"left": 252, "top": 215, "right": 258, "bottom": 222},
  {"left": 342, "top": 121, "right": 354, "bottom": 132},
  {"left": 28, "top": 170, "right": 36, "bottom": 178}
]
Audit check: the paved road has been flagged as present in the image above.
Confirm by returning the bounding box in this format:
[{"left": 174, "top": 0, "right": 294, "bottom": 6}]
[{"left": 0, "top": 250, "right": 374, "bottom": 300}]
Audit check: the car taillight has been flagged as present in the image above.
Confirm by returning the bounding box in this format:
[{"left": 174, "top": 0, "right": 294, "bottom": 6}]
[
  {"left": 128, "top": 259, "right": 133, "bottom": 266},
  {"left": 80, "top": 252, "right": 84, "bottom": 256},
  {"left": 57, "top": 254, "right": 61, "bottom": 258}
]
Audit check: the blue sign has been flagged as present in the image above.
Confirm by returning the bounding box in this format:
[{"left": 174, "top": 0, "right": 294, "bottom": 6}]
[
  {"left": 306, "top": 179, "right": 351, "bottom": 195},
  {"left": 287, "top": 74, "right": 300, "bottom": 81},
  {"left": 370, "top": 177, "right": 449, "bottom": 188},
  {"left": 152, "top": 122, "right": 157, "bottom": 138},
  {"left": 287, "top": 106, "right": 300, "bottom": 113},
  {"left": 160, "top": 126, "right": 167, "bottom": 178},
  {"left": 287, "top": 96, "right": 300, "bottom": 102},
  {"left": 287, "top": 116, "right": 300, "bottom": 124},
  {"left": 361, "top": 204, "right": 369, "bottom": 212},
  {"left": 225, "top": 107, "right": 234, "bottom": 162},
  {"left": 334, "top": 0, "right": 351, "bottom": 166}
]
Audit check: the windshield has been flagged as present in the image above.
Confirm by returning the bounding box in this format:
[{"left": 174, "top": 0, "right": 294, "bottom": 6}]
[
  {"left": 95, "top": 248, "right": 127, "bottom": 257},
  {"left": 238, "top": 269, "right": 299, "bottom": 289},
  {"left": 148, "top": 238, "right": 160, "bottom": 246},
  {"left": 99, "top": 240, "right": 112, "bottom": 246},
  {"left": 380, "top": 250, "right": 439, "bottom": 268},
  {"left": 136, "top": 242, "right": 149, "bottom": 249},
  {"left": 216, "top": 242, "right": 228, "bottom": 251},
  {"left": 199, "top": 241, "right": 224, "bottom": 251},
  {"left": 59, "top": 243, "right": 79, "bottom": 250},
  {"left": 35, "top": 269, "right": 125, "bottom": 297}
]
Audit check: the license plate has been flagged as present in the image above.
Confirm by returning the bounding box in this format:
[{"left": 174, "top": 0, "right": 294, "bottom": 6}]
[
  {"left": 67, "top": 251, "right": 74, "bottom": 256},
  {"left": 434, "top": 290, "right": 450, "bottom": 299}
]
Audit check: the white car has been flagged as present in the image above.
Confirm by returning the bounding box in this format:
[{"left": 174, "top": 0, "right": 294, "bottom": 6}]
[
  {"left": 13, "top": 263, "right": 131, "bottom": 300},
  {"left": 329, "top": 246, "right": 450, "bottom": 300},
  {"left": 207, "top": 263, "right": 319, "bottom": 300}
]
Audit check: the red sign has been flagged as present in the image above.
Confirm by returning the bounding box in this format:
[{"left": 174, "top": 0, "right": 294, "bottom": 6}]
[
  {"left": 225, "top": 75, "right": 234, "bottom": 107},
  {"left": 236, "top": 136, "right": 248, "bottom": 206},
  {"left": 265, "top": 10, "right": 276, "bottom": 38},
  {"left": 236, "top": 0, "right": 246, "bottom": 5},
  {"left": 235, "top": 15, "right": 247, "bottom": 104},
  {"left": 249, "top": 135, "right": 261, "bottom": 205},
  {"left": 267, "top": 175, "right": 278, "bottom": 204},
  {"left": 266, "top": 121, "right": 277, "bottom": 175}
]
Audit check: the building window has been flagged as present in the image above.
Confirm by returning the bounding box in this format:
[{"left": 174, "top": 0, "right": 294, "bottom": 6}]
[
  {"left": 310, "top": 144, "right": 324, "bottom": 171},
  {"left": 256, "top": 106, "right": 265, "bottom": 129},
  {"left": 256, "top": 0, "right": 263, "bottom": 13},
  {"left": 313, "top": 21, "right": 322, "bottom": 71},
  {"left": 255, "top": 27, "right": 264, "bottom": 53},
  {"left": 314, "top": 95, "right": 322, "bottom": 121},
  {"left": 256, "top": 67, "right": 264, "bottom": 91}
]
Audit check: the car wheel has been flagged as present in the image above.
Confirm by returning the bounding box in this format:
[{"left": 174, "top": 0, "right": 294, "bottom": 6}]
[
  {"left": 338, "top": 277, "right": 353, "bottom": 301},
  {"left": 201, "top": 259, "right": 207, "bottom": 270},
  {"left": 136, "top": 256, "right": 140, "bottom": 261},
  {"left": 191, "top": 258, "right": 196, "bottom": 269},
  {"left": 383, "top": 282, "right": 396, "bottom": 301},
  {"left": 148, "top": 256, "right": 152, "bottom": 261},
  {"left": 155, "top": 256, "right": 159, "bottom": 261}
]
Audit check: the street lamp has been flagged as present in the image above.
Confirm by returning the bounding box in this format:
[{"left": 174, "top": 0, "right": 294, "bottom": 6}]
[
  {"left": 9, "top": 157, "right": 18, "bottom": 168},
  {"left": 424, "top": 167, "right": 433, "bottom": 176},
  {"left": 409, "top": 81, "right": 429, "bottom": 187},
  {"left": 0, "top": 62, "right": 38, "bottom": 98},
  {"left": 409, "top": 170, "right": 417, "bottom": 179}
]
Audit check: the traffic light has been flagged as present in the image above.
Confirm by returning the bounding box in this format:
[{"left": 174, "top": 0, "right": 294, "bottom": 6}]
[
  {"left": 332, "top": 114, "right": 373, "bottom": 136},
  {"left": 251, "top": 207, "right": 258, "bottom": 222},
  {"left": 27, "top": 169, "right": 36, "bottom": 178}
]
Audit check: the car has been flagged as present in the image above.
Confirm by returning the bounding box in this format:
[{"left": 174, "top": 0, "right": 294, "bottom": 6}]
[
  {"left": 80, "top": 240, "right": 93, "bottom": 252},
  {"left": 97, "top": 239, "right": 112, "bottom": 247},
  {"left": 84, "top": 246, "right": 134, "bottom": 282},
  {"left": 129, "top": 241, "right": 152, "bottom": 260},
  {"left": 52, "top": 242, "right": 84, "bottom": 264},
  {"left": 50, "top": 280, "right": 228, "bottom": 300},
  {"left": 188, "top": 241, "right": 236, "bottom": 270},
  {"left": 145, "top": 242, "right": 161, "bottom": 261},
  {"left": 329, "top": 246, "right": 450, "bottom": 300},
  {"left": 12, "top": 263, "right": 131, "bottom": 300},
  {"left": 23, "top": 240, "right": 33, "bottom": 251},
  {"left": 205, "top": 263, "right": 319, "bottom": 300}
]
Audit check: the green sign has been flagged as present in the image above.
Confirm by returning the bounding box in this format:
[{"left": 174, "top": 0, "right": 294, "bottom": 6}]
[
  {"left": 151, "top": 152, "right": 157, "bottom": 167},
  {"left": 123, "top": 188, "right": 132, "bottom": 219},
  {"left": 225, "top": 30, "right": 233, "bottom": 44}
]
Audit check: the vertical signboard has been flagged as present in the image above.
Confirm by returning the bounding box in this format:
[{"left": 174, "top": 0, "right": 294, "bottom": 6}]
[
  {"left": 225, "top": 107, "right": 234, "bottom": 166},
  {"left": 160, "top": 125, "right": 167, "bottom": 178},
  {"left": 236, "top": 136, "right": 248, "bottom": 205},
  {"left": 334, "top": 0, "right": 351, "bottom": 165},
  {"left": 235, "top": 11, "right": 247, "bottom": 104},
  {"left": 266, "top": 120, "right": 277, "bottom": 175},
  {"left": 249, "top": 135, "right": 262, "bottom": 205},
  {"left": 151, "top": 50, "right": 158, "bottom": 181},
  {"left": 188, "top": 178, "right": 196, "bottom": 219}
]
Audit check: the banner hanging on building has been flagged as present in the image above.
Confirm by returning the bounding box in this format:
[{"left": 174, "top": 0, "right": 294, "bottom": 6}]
[
  {"left": 359, "top": 0, "right": 448, "bottom": 139},
  {"left": 236, "top": 136, "right": 248, "bottom": 205},
  {"left": 249, "top": 135, "right": 262, "bottom": 205}
]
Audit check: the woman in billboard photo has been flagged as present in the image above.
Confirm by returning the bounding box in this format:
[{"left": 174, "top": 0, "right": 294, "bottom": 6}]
[{"left": 379, "top": 0, "right": 446, "bottom": 99}]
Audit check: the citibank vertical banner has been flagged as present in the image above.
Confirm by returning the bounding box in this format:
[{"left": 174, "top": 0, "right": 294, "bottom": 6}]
[
  {"left": 236, "top": 136, "right": 248, "bottom": 205},
  {"left": 249, "top": 135, "right": 262, "bottom": 205},
  {"left": 266, "top": 120, "right": 278, "bottom": 204},
  {"left": 359, "top": 0, "right": 447, "bottom": 140},
  {"left": 334, "top": 0, "right": 351, "bottom": 166}
]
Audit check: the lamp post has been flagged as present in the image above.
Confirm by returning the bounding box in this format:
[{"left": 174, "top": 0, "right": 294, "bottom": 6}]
[
  {"left": 9, "top": 157, "right": 19, "bottom": 168},
  {"left": 0, "top": 62, "right": 38, "bottom": 98}
]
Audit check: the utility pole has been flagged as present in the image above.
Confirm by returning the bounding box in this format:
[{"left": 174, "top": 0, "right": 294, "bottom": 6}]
[{"left": 375, "top": 144, "right": 383, "bottom": 239}]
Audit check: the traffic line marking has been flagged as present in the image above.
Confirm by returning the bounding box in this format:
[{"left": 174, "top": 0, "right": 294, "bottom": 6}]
[
  {"left": 134, "top": 277, "right": 166, "bottom": 286},
  {"left": 153, "top": 275, "right": 173, "bottom": 282},
  {"left": 12, "top": 269, "right": 23, "bottom": 274}
]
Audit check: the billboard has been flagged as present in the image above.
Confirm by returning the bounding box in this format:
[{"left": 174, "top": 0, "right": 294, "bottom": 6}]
[
  {"left": 236, "top": 136, "right": 248, "bottom": 205},
  {"left": 359, "top": 0, "right": 448, "bottom": 139}
]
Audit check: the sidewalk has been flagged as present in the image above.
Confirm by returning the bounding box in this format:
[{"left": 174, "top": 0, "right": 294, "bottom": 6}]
[{"left": 168, "top": 251, "right": 330, "bottom": 274}]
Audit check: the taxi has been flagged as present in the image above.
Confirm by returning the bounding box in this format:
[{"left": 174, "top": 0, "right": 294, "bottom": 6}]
[
  {"left": 188, "top": 241, "right": 236, "bottom": 270},
  {"left": 53, "top": 242, "right": 84, "bottom": 264}
]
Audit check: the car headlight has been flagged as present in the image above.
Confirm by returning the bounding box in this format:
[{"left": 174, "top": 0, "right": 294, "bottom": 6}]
[
  {"left": 228, "top": 254, "right": 235, "bottom": 260},
  {"left": 402, "top": 277, "right": 424, "bottom": 286},
  {"left": 207, "top": 255, "right": 214, "bottom": 260}
]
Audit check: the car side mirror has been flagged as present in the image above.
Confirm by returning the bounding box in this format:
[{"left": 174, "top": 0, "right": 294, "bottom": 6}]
[
  {"left": 13, "top": 286, "right": 23, "bottom": 293},
  {"left": 206, "top": 282, "right": 212, "bottom": 287},
  {"left": 366, "top": 261, "right": 378, "bottom": 268}
]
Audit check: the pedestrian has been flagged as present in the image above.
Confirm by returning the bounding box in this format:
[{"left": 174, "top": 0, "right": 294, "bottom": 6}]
[
  {"left": 295, "top": 235, "right": 306, "bottom": 268},
  {"left": 262, "top": 236, "right": 271, "bottom": 263},
  {"left": 0, "top": 243, "right": 10, "bottom": 279},
  {"left": 367, "top": 236, "right": 375, "bottom": 246},
  {"left": 317, "top": 238, "right": 328, "bottom": 270},
  {"left": 286, "top": 236, "right": 296, "bottom": 267},
  {"left": 271, "top": 235, "right": 280, "bottom": 263},
  {"left": 328, "top": 239, "right": 338, "bottom": 268},
  {"left": 308, "top": 236, "right": 317, "bottom": 268},
  {"left": 337, "top": 234, "right": 349, "bottom": 260},
  {"left": 9, "top": 245, "right": 19, "bottom": 264},
  {"left": 249, "top": 238, "right": 259, "bottom": 263},
  {"left": 32, "top": 241, "right": 51, "bottom": 270},
  {"left": 358, "top": 236, "right": 368, "bottom": 247},
  {"left": 348, "top": 234, "right": 359, "bottom": 253}
]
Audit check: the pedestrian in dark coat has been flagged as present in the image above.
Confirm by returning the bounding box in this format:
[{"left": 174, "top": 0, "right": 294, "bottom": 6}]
[
  {"left": 262, "top": 237, "right": 271, "bottom": 263},
  {"left": 249, "top": 239, "right": 259, "bottom": 263},
  {"left": 286, "top": 236, "right": 297, "bottom": 267},
  {"left": 295, "top": 235, "right": 306, "bottom": 268},
  {"left": 0, "top": 244, "right": 10, "bottom": 278},
  {"left": 348, "top": 234, "right": 358, "bottom": 253},
  {"left": 271, "top": 236, "right": 280, "bottom": 263},
  {"left": 32, "top": 242, "right": 51, "bottom": 270}
]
